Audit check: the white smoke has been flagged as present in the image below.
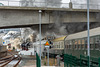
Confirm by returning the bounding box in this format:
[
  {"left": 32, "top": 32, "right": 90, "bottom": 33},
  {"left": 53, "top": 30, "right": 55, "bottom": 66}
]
[
  {"left": 59, "top": 26, "right": 68, "bottom": 35},
  {"left": 20, "top": 27, "right": 36, "bottom": 42}
]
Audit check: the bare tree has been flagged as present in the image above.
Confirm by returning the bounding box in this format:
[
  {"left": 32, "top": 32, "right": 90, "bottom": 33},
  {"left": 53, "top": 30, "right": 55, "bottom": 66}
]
[
  {"left": 20, "top": 0, "right": 62, "bottom": 7},
  {"left": 46, "top": 0, "right": 62, "bottom": 7},
  {"left": 20, "top": 0, "right": 34, "bottom": 7}
]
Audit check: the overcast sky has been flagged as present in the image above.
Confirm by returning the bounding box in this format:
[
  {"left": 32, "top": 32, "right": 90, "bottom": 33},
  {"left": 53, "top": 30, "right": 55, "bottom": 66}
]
[
  {"left": 0, "top": 0, "right": 70, "bottom": 6},
  {"left": 0, "top": 0, "right": 100, "bottom": 8},
  {"left": 62, "top": 0, "right": 70, "bottom": 3},
  {"left": 0, "top": 0, "right": 100, "bottom": 6}
]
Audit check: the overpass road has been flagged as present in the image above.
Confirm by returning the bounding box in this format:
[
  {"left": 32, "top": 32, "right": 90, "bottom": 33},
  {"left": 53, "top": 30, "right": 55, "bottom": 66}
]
[{"left": 0, "top": 6, "right": 100, "bottom": 28}]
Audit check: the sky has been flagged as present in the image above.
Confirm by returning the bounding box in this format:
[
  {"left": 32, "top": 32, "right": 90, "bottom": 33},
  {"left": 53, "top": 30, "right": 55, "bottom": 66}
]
[
  {"left": 0, "top": 0, "right": 70, "bottom": 6},
  {"left": 62, "top": 0, "right": 70, "bottom": 3},
  {"left": 0, "top": 0, "right": 99, "bottom": 9},
  {"left": 0, "top": 0, "right": 100, "bottom": 6}
]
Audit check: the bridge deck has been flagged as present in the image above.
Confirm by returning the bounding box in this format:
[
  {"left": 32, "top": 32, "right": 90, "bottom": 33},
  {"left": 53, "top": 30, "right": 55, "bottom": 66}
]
[{"left": 0, "top": 6, "right": 100, "bottom": 12}]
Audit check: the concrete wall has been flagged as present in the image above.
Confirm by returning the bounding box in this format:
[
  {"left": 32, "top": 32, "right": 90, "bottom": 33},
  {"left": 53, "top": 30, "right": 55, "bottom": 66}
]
[{"left": 0, "top": 9, "right": 98, "bottom": 28}]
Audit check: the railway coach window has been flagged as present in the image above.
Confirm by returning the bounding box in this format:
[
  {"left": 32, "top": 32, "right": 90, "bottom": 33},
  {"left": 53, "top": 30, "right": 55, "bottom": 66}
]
[
  {"left": 74, "top": 40, "right": 78, "bottom": 49},
  {"left": 56, "top": 45, "right": 57, "bottom": 48},
  {"left": 61, "top": 42, "right": 64, "bottom": 48},
  {"left": 67, "top": 45, "right": 68, "bottom": 49},
  {"left": 57, "top": 45, "right": 58, "bottom": 48},
  {"left": 69, "top": 41, "right": 72, "bottom": 49},
  {"left": 90, "top": 37, "right": 94, "bottom": 50},
  {"left": 66, "top": 41, "right": 70, "bottom": 49},
  {"left": 59, "top": 45, "right": 60, "bottom": 48},
  {"left": 61, "top": 44, "right": 63, "bottom": 48},
  {"left": 95, "top": 36, "right": 99, "bottom": 50},
  {"left": 84, "top": 38, "right": 87, "bottom": 49},
  {"left": 78, "top": 39, "right": 81, "bottom": 49}
]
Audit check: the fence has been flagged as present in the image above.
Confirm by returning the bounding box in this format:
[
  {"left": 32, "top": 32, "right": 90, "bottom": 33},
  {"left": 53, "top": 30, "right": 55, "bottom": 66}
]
[
  {"left": 0, "top": 0, "right": 100, "bottom": 10},
  {"left": 0, "top": 0, "right": 69, "bottom": 8},
  {"left": 64, "top": 54, "right": 100, "bottom": 67},
  {"left": 36, "top": 53, "right": 40, "bottom": 67}
]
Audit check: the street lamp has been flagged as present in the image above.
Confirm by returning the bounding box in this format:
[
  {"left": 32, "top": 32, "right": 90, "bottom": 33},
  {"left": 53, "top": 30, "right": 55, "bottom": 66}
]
[{"left": 39, "top": 10, "right": 42, "bottom": 66}]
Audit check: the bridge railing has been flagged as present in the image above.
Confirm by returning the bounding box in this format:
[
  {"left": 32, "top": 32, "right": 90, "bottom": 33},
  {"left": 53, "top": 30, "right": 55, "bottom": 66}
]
[
  {"left": 64, "top": 54, "right": 100, "bottom": 67},
  {"left": 0, "top": 0, "right": 100, "bottom": 10},
  {"left": 0, "top": 0, "right": 69, "bottom": 8},
  {"left": 73, "top": 3, "right": 100, "bottom": 10}
]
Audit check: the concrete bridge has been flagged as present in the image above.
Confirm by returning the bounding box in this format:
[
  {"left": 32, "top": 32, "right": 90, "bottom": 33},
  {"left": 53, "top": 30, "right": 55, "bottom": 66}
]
[{"left": 0, "top": 6, "right": 100, "bottom": 28}]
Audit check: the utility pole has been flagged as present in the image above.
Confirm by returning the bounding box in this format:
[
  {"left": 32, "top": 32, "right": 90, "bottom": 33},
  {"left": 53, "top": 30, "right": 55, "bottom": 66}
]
[
  {"left": 39, "top": 10, "right": 42, "bottom": 66},
  {"left": 47, "top": 46, "right": 49, "bottom": 66},
  {"left": 87, "top": 0, "right": 90, "bottom": 67}
]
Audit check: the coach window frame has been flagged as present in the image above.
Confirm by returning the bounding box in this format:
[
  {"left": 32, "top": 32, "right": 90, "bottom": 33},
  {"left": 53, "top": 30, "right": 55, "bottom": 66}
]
[
  {"left": 90, "top": 37, "right": 94, "bottom": 50},
  {"left": 61, "top": 41, "right": 62, "bottom": 48},
  {"left": 80, "top": 39, "right": 82, "bottom": 50},
  {"left": 58, "top": 42, "right": 59, "bottom": 49},
  {"left": 62, "top": 41, "right": 64, "bottom": 49},
  {"left": 81, "top": 38, "right": 85, "bottom": 50},
  {"left": 66, "top": 40, "right": 69, "bottom": 49},
  {"left": 69, "top": 40, "right": 71, "bottom": 49},
  {"left": 77, "top": 39, "right": 79, "bottom": 50},
  {"left": 84, "top": 37, "right": 87, "bottom": 50},
  {"left": 67, "top": 41, "right": 69, "bottom": 49},
  {"left": 72, "top": 39, "right": 74, "bottom": 49},
  {"left": 95, "top": 35, "right": 99, "bottom": 50},
  {"left": 59, "top": 42, "right": 60, "bottom": 49},
  {"left": 74, "top": 39, "right": 77, "bottom": 50},
  {"left": 76, "top": 39, "right": 78, "bottom": 49},
  {"left": 93, "top": 36, "right": 95, "bottom": 50},
  {"left": 67, "top": 40, "right": 69, "bottom": 49},
  {"left": 80, "top": 38, "right": 82, "bottom": 49},
  {"left": 66, "top": 40, "right": 68, "bottom": 49},
  {"left": 70, "top": 40, "right": 73, "bottom": 49},
  {"left": 72, "top": 39, "right": 75, "bottom": 49},
  {"left": 99, "top": 35, "right": 100, "bottom": 50},
  {"left": 78, "top": 39, "right": 81, "bottom": 50}
]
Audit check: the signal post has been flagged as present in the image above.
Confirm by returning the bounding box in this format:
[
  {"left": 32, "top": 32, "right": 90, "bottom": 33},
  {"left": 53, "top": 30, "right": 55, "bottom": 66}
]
[{"left": 45, "top": 41, "right": 50, "bottom": 66}]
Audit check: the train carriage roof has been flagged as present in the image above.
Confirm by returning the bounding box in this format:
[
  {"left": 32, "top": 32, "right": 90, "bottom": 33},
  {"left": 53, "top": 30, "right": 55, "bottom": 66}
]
[
  {"left": 66, "top": 27, "right": 100, "bottom": 40},
  {"left": 53, "top": 36, "right": 67, "bottom": 42}
]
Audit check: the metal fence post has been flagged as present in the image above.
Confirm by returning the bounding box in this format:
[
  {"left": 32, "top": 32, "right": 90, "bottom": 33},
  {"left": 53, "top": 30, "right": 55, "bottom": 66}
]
[
  {"left": 70, "top": 54, "right": 72, "bottom": 67},
  {"left": 88, "top": 56, "right": 90, "bottom": 67},
  {"left": 36, "top": 53, "right": 40, "bottom": 67},
  {"left": 47, "top": 47, "right": 49, "bottom": 66},
  {"left": 80, "top": 55, "right": 82, "bottom": 67},
  {"left": 99, "top": 58, "right": 100, "bottom": 67}
]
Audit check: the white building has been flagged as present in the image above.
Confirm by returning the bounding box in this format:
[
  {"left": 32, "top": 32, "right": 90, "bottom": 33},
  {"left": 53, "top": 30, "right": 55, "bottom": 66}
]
[{"left": 2, "top": 31, "right": 20, "bottom": 45}]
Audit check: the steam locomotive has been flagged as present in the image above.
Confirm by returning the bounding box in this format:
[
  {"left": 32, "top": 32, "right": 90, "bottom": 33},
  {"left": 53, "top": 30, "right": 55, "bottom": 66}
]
[{"left": 21, "top": 42, "right": 31, "bottom": 51}]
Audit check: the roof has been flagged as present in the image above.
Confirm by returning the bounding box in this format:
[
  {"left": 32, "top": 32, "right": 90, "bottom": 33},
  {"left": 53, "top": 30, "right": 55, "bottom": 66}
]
[
  {"left": 66, "top": 27, "right": 100, "bottom": 40},
  {"left": 53, "top": 36, "right": 67, "bottom": 42}
]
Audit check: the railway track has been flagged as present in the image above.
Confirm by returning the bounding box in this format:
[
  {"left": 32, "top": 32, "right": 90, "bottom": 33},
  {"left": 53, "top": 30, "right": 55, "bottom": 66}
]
[{"left": 0, "top": 54, "right": 21, "bottom": 67}]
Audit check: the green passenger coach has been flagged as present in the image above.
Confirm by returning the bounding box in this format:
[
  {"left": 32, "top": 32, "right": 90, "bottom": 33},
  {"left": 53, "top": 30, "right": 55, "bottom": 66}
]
[{"left": 65, "top": 27, "right": 100, "bottom": 58}]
